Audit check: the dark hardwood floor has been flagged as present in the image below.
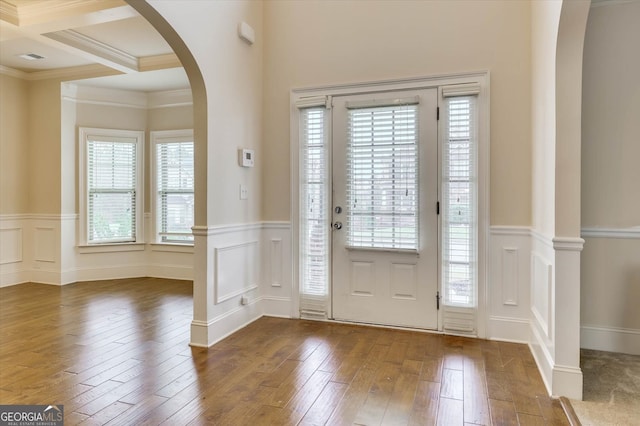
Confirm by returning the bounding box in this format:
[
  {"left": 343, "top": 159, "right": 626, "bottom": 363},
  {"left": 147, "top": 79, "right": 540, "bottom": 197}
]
[{"left": 0, "top": 278, "right": 569, "bottom": 425}]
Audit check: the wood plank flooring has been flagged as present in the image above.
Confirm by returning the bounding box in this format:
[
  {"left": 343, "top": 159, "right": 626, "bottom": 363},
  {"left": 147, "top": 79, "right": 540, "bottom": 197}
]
[{"left": 0, "top": 278, "right": 570, "bottom": 425}]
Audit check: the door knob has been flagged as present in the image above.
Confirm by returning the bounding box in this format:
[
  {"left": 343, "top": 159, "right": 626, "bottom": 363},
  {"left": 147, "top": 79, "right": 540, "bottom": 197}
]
[{"left": 333, "top": 221, "right": 343, "bottom": 230}]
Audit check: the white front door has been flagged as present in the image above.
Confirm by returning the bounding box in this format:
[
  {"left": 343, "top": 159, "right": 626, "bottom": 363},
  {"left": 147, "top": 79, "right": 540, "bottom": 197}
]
[{"left": 331, "top": 89, "right": 439, "bottom": 329}]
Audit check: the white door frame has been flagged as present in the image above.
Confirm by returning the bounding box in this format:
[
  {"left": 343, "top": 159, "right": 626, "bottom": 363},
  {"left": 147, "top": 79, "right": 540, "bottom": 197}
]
[{"left": 290, "top": 72, "right": 490, "bottom": 336}]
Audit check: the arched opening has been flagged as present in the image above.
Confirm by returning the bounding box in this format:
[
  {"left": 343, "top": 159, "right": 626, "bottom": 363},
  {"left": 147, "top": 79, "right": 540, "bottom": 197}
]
[
  {"left": 123, "top": 1, "right": 208, "bottom": 347},
  {"left": 574, "top": 0, "right": 640, "bottom": 421}
]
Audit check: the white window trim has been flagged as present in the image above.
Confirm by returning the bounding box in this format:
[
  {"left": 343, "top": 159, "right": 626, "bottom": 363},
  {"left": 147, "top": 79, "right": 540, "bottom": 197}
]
[
  {"left": 290, "top": 72, "right": 490, "bottom": 337},
  {"left": 150, "top": 129, "right": 194, "bottom": 246},
  {"left": 78, "top": 127, "right": 144, "bottom": 250}
]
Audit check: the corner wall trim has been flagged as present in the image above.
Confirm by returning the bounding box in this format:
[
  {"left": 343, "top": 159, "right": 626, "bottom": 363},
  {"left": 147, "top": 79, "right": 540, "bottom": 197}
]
[{"left": 552, "top": 237, "right": 585, "bottom": 251}]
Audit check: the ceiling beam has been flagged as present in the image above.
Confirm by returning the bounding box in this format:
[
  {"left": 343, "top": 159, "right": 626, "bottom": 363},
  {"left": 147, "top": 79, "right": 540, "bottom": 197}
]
[
  {"left": 0, "top": 0, "right": 130, "bottom": 28},
  {"left": 44, "top": 29, "right": 138, "bottom": 73}
]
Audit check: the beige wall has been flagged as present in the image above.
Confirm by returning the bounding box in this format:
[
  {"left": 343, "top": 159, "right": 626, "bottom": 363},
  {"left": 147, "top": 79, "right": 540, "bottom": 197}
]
[
  {"left": 147, "top": 105, "right": 194, "bottom": 212},
  {"left": 581, "top": 1, "right": 640, "bottom": 332},
  {"left": 262, "top": 0, "right": 532, "bottom": 225},
  {"left": 74, "top": 100, "right": 148, "bottom": 213},
  {"left": 581, "top": 1, "right": 640, "bottom": 229},
  {"left": 28, "top": 80, "right": 62, "bottom": 214},
  {"left": 0, "top": 75, "right": 29, "bottom": 214}
]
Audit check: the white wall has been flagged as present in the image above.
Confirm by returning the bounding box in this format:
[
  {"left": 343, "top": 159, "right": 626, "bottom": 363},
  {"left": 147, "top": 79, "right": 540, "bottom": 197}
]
[
  {"left": 580, "top": 1, "right": 640, "bottom": 355},
  {"left": 139, "top": 0, "right": 266, "bottom": 347},
  {"left": 531, "top": 0, "right": 561, "bottom": 238},
  {"left": 527, "top": 0, "right": 591, "bottom": 400}
]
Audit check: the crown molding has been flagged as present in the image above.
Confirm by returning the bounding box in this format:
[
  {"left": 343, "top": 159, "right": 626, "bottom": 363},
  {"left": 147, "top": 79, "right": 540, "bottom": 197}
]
[
  {"left": 62, "top": 83, "right": 147, "bottom": 109},
  {"left": 62, "top": 83, "right": 192, "bottom": 110},
  {"left": 147, "top": 89, "right": 193, "bottom": 109},
  {"left": 0, "top": 64, "right": 26, "bottom": 79}
]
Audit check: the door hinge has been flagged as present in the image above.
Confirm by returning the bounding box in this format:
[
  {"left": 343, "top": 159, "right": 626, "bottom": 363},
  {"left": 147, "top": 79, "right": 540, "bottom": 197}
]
[
  {"left": 436, "top": 106, "right": 440, "bottom": 121},
  {"left": 436, "top": 201, "right": 440, "bottom": 215},
  {"left": 436, "top": 291, "right": 440, "bottom": 310}
]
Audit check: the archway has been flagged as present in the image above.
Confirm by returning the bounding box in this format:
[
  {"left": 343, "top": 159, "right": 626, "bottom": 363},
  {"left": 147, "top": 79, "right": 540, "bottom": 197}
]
[
  {"left": 553, "top": 0, "right": 590, "bottom": 399},
  {"left": 124, "top": 1, "right": 209, "bottom": 346}
]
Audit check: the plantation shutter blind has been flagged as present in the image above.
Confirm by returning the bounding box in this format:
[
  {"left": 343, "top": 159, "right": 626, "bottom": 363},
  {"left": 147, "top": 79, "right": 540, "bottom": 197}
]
[
  {"left": 298, "top": 97, "right": 330, "bottom": 318},
  {"left": 87, "top": 138, "right": 137, "bottom": 243},
  {"left": 346, "top": 98, "right": 419, "bottom": 251},
  {"left": 442, "top": 85, "right": 479, "bottom": 308},
  {"left": 156, "top": 141, "right": 194, "bottom": 243}
]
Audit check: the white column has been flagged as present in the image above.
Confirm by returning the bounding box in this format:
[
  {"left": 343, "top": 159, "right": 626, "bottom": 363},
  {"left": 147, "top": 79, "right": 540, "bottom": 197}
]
[{"left": 551, "top": 237, "right": 584, "bottom": 399}]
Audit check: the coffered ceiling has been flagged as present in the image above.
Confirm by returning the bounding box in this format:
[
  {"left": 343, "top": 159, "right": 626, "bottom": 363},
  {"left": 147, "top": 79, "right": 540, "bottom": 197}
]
[{"left": 0, "top": 0, "right": 189, "bottom": 91}]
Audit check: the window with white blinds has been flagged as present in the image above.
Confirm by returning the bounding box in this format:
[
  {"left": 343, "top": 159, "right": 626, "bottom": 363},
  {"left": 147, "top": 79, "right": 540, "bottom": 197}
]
[
  {"left": 442, "top": 95, "right": 478, "bottom": 307},
  {"left": 347, "top": 103, "right": 419, "bottom": 250},
  {"left": 153, "top": 130, "right": 194, "bottom": 244},
  {"left": 80, "top": 128, "right": 143, "bottom": 245},
  {"left": 299, "top": 105, "right": 329, "bottom": 316}
]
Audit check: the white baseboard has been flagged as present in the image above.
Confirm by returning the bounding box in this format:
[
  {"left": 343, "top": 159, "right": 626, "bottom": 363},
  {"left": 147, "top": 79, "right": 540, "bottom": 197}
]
[
  {"left": 581, "top": 325, "right": 640, "bottom": 355},
  {"left": 261, "top": 296, "right": 292, "bottom": 318},
  {"left": 0, "top": 270, "right": 29, "bottom": 287},
  {"left": 67, "top": 265, "right": 148, "bottom": 284},
  {"left": 488, "top": 316, "right": 530, "bottom": 343},
  {"left": 530, "top": 322, "right": 553, "bottom": 396},
  {"left": 552, "top": 365, "right": 583, "bottom": 400},
  {"left": 147, "top": 264, "right": 193, "bottom": 281},
  {"left": 190, "top": 298, "right": 263, "bottom": 348},
  {"left": 30, "top": 269, "right": 65, "bottom": 285}
]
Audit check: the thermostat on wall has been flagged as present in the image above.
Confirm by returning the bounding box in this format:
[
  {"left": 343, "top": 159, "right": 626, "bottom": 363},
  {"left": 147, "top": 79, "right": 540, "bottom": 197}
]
[{"left": 238, "top": 148, "right": 255, "bottom": 167}]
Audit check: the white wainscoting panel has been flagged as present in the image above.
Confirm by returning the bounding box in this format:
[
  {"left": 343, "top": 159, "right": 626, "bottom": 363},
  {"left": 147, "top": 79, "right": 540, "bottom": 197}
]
[
  {"left": 531, "top": 252, "right": 552, "bottom": 339},
  {"left": 0, "top": 228, "right": 22, "bottom": 264},
  {"left": 487, "top": 227, "right": 531, "bottom": 342},
  {"left": 0, "top": 217, "right": 27, "bottom": 287},
  {"left": 34, "top": 227, "right": 56, "bottom": 262},
  {"left": 269, "top": 238, "right": 283, "bottom": 287},
  {"left": 501, "top": 247, "right": 519, "bottom": 306},
  {"left": 262, "top": 222, "right": 293, "bottom": 318},
  {"left": 214, "top": 240, "right": 259, "bottom": 304}
]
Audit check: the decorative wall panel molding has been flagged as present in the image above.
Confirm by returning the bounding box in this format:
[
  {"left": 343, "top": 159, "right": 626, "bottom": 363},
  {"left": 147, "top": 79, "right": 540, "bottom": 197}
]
[
  {"left": 34, "top": 227, "right": 56, "bottom": 263},
  {"left": 501, "top": 247, "right": 519, "bottom": 306},
  {"left": 0, "top": 228, "right": 22, "bottom": 264},
  {"left": 214, "top": 240, "right": 259, "bottom": 304},
  {"left": 270, "top": 238, "right": 282, "bottom": 287}
]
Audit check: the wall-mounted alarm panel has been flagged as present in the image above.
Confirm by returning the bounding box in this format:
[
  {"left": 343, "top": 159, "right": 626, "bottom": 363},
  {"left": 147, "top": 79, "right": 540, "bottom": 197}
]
[{"left": 238, "top": 148, "right": 255, "bottom": 167}]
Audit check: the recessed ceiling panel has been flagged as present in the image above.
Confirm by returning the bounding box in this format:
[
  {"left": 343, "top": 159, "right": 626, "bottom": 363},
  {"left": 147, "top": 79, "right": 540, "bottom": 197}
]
[
  {"left": 0, "top": 37, "right": 93, "bottom": 72},
  {"left": 72, "top": 16, "right": 172, "bottom": 58}
]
